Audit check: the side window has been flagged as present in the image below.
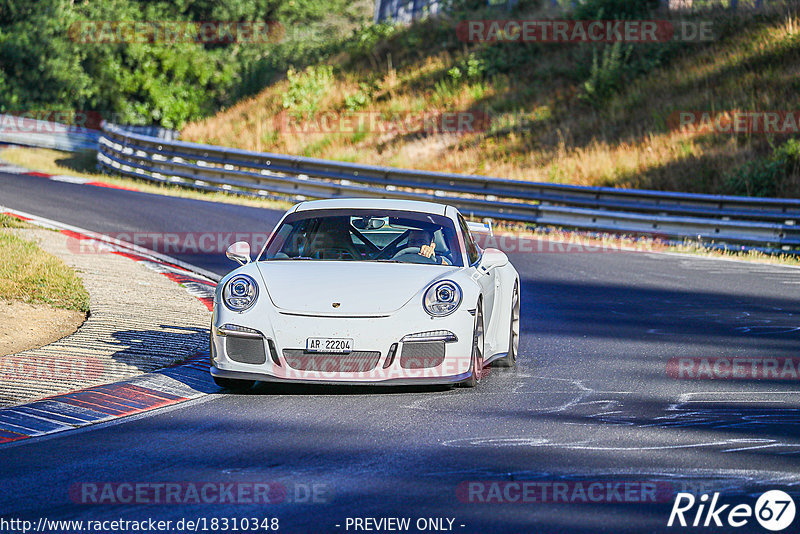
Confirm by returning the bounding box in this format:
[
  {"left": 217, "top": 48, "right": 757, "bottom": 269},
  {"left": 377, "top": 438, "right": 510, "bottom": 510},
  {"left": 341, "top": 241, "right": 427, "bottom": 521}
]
[{"left": 457, "top": 214, "right": 480, "bottom": 265}]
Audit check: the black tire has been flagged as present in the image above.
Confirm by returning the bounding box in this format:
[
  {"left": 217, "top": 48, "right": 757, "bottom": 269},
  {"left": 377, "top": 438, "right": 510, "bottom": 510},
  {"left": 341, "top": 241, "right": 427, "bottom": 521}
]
[
  {"left": 213, "top": 376, "right": 256, "bottom": 392},
  {"left": 493, "top": 281, "right": 520, "bottom": 368},
  {"left": 458, "top": 300, "right": 484, "bottom": 388}
]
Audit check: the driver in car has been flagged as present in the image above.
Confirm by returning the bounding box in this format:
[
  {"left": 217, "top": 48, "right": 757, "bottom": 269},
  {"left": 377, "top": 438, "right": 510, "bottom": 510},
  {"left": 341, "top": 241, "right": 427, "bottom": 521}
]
[{"left": 408, "top": 229, "right": 449, "bottom": 265}]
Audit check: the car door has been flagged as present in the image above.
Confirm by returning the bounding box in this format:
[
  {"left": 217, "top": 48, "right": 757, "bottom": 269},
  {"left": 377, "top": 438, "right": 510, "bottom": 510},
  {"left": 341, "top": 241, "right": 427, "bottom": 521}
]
[{"left": 458, "top": 214, "right": 496, "bottom": 326}]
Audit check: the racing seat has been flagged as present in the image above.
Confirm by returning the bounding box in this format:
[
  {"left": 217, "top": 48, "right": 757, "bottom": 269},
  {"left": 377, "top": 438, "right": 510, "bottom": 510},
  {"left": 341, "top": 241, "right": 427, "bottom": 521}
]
[{"left": 311, "top": 218, "right": 361, "bottom": 260}]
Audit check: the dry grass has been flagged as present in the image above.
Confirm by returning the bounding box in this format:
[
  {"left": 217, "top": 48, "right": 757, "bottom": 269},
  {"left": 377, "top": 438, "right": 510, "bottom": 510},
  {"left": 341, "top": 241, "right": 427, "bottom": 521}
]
[
  {"left": 667, "top": 242, "right": 800, "bottom": 267},
  {"left": 0, "top": 218, "right": 90, "bottom": 312},
  {"left": 1, "top": 148, "right": 293, "bottom": 211},
  {"left": 0, "top": 214, "right": 31, "bottom": 229},
  {"left": 183, "top": 6, "right": 800, "bottom": 196}
]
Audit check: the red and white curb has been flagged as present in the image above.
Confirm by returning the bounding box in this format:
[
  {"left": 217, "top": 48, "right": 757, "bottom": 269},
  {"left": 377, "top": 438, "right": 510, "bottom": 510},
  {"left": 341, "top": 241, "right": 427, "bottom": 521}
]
[
  {"left": 0, "top": 354, "right": 214, "bottom": 445},
  {"left": 0, "top": 208, "right": 223, "bottom": 446}
]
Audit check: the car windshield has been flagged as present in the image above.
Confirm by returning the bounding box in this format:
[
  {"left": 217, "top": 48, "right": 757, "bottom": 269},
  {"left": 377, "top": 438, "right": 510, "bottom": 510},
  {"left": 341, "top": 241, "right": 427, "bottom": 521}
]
[{"left": 259, "top": 209, "right": 463, "bottom": 267}]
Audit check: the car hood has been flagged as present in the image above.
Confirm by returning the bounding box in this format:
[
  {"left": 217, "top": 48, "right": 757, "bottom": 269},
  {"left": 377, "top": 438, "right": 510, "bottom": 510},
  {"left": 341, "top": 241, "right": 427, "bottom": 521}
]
[{"left": 255, "top": 261, "right": 460, "bottom": 316}]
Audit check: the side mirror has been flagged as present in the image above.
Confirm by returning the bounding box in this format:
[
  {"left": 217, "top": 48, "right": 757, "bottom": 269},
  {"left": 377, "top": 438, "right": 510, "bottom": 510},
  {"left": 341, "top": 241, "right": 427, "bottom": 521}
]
[
  {"left": 226, "top": 241, "right": 251, "bottom": 265},
  {"left": 477, "top": 248, "right": 508, "bottom": 275}
]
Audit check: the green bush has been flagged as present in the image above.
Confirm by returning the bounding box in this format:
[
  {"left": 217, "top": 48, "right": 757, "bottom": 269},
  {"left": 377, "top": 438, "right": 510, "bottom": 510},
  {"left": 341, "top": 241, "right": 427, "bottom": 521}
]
[
  {"left": 282, "top": 65, "right": 334, "bottom": 116},
  {"left": 344, "top": 82, "right": 374, "bottom": 111},
  {"left": 567, "top": 0, "right": 692, "bottom": 106},
  {"left": 0, "top": 0, "right": 371, "bottom": 128},
  {"left": 579, "top": 42, "right": 632, "bottom": 107},
  {"left": 346, "top": 23, "right": 398, "bottom": 57},
  {"left": 724, "top": 139, "right": 800, "bottom": 197}
]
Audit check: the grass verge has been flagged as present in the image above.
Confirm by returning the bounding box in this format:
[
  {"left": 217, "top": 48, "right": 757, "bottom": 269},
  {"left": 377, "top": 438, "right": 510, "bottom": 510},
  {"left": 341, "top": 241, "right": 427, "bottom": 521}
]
[{"left": 0, "top": 215, "right": 90, "bottom": 312}]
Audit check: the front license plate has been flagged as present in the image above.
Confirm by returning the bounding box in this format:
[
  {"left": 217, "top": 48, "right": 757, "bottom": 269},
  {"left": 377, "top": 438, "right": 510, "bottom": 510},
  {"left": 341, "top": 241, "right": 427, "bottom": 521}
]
[{"left": 306, "top": 337, "right": 353, "bottom": 353}]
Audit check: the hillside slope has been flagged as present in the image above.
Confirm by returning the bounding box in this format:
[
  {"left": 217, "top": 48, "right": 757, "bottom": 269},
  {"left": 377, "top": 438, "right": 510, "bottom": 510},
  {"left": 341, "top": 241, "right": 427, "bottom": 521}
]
[{"left": 182, "top": 0, "right": 800, "bottom": 197}]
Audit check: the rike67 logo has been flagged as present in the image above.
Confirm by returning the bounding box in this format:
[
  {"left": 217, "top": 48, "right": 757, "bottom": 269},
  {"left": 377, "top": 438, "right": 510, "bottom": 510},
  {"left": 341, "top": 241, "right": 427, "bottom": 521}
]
[{"left": 668, "top": 490, "right": 796, "bottom": 531}]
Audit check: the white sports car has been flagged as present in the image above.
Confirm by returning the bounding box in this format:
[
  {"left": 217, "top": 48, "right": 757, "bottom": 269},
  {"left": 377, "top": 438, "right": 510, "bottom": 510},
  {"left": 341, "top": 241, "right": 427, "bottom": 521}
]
[{"left": 210, "top": 198, "right": 520, "bottom": 389}]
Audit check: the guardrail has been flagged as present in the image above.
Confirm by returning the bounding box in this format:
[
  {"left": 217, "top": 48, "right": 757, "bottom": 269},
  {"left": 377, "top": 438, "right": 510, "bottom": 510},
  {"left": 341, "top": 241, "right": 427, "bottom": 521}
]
[
  {"left": 97, "top": 122, "right": 800, "bottom": 251},
  {"left": 0, "top": 115, "right": 100, "bottom": 152},
  {"left": 0, "top": 115, "right": 179, "bottom": 152}
]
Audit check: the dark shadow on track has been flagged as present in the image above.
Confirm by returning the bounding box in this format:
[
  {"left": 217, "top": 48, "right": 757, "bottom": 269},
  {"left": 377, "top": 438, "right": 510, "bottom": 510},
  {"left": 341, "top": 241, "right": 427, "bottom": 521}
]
[
  {"left": 105, "top": 325, "right": 208, "bottom": 373},
  {"left": 248, "top": 381, "right": 454, "bottom": 396}
]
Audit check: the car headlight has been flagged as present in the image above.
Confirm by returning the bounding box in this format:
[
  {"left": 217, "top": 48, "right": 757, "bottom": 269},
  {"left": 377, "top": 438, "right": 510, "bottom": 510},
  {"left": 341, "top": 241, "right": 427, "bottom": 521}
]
[
  {"left": 223, "top": 274, "right": 259, "bottom": 312},
  {"left": 423, "top": 281, "right": 462, "bottom": 317}
]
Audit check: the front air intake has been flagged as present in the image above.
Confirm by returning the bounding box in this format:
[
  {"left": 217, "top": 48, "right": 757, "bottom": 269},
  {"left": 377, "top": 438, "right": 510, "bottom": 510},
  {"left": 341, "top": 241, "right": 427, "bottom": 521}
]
[
  {"left": 282, "top": 349, "right": 381, "bottom": 372},
  {"left": 226, "top": 337, "right": 267, "bottom": 364},
  {"left": 400, "top": 341, "right": 445, "bottom": 369}
]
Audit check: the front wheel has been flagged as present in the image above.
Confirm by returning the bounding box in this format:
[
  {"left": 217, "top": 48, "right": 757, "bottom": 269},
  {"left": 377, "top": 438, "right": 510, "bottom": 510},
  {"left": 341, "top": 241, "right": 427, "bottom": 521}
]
[
  {"left": 213, "top": 376, "right": 256, "bottom": 392},
  {"left": 493, "top": 281, "right": 520, "bottom": 368},
  {"left": 457, "top": 300, "right": 484, "bottom": 388}
]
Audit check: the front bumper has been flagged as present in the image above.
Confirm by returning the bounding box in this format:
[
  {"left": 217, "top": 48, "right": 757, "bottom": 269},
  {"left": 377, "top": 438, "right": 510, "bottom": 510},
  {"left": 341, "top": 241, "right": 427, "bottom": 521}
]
[
  {"left": 210, "top": 305, "right": 475, "bottom": 385},
  {"left": 209, "top": 365, "right": 472, "bottom": 386}
]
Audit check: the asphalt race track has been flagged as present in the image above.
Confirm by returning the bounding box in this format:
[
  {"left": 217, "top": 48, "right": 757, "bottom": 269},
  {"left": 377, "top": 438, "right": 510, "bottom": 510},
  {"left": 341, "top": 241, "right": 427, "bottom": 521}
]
[{"left": 2, "top": 171, "right": 800, "bottom": 533}]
